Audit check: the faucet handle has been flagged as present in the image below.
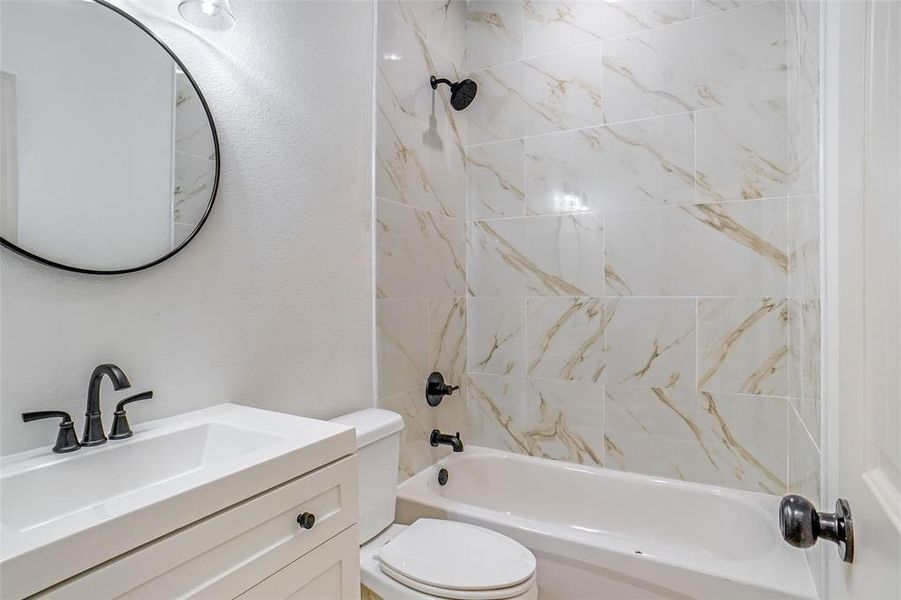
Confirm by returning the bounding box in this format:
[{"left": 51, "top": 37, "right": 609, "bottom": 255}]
[
  {"left": 22, "top": 410, "right": 81, "bottom": 453},
  {"left": 109, "top": 391, "right": 153, "bottom": 440},
  {"left": 426, "top": 372, "right": 459, "bottom": 407}
]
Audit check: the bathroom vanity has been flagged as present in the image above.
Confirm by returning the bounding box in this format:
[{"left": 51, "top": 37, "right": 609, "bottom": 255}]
[{"left": 0, "top": 404, "right": 361, "bottom": 599}]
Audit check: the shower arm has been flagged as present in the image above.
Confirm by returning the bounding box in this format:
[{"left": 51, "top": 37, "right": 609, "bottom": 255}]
[{"left": 430, "top": 76, "right": 453, "bottom": 90}]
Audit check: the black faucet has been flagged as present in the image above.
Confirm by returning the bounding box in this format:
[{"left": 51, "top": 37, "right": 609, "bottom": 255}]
[
  {"left": 430, "top": 429, "right": 463, "bottom": 452},
  {"left": 82, "top": 364, "right": 131, "bottom": 446}
]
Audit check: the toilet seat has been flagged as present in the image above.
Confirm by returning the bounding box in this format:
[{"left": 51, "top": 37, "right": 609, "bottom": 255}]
[
  {"left": 376, "top": 519, "right": 537, "bottom": 600},
  {"left": 379, "top": 564, "right": 537, "bottom": 600}
]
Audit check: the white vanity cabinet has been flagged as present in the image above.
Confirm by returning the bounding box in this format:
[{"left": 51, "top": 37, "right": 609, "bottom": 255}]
[
  {"left": 237, "top": 527, "right": 360, "bottom": 599},
  {"left": 36, "top": 455, "right": 360, "bottom": 599},
  {"left": 0, "top": 405, "right": 361, "bottom": 600}
]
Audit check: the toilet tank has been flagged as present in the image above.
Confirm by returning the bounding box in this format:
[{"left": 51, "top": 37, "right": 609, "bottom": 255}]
[{"left": 331, "top": 408, "right": 404, "bottom": 544}]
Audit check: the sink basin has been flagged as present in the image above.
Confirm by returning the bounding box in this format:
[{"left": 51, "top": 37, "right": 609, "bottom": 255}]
[
  {"left": 3, "top": 423, "right": 282, "bottom": 532},
  {"left": 0, "top": 404, "right": 355, "bottom": 598}
]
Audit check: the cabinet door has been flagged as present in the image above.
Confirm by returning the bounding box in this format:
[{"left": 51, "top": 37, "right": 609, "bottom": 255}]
[
  {"left": 238, "top": 526, "right": 360, "bottom": 600},
  {"left": 39, "top": 456, "right": 357, "bottom": 599}
]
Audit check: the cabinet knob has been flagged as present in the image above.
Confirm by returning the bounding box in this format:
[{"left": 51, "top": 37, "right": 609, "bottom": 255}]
[{"left": 297, "top": 512, "right": 316, "bottom": 530}]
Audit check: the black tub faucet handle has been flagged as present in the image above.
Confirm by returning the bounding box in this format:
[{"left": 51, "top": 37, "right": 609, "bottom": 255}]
[{"left": 426, "top": 372, "right": 459, "bottom": 407}]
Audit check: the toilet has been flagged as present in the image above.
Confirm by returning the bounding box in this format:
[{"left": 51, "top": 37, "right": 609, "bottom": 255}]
[{"left": 332, "top": 409, "right": 539, "bottom": 600}]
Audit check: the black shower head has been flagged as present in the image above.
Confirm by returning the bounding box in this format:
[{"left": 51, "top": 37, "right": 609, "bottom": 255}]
[{"left": 430, "top": 75, "right": 478, "bottom": 111}]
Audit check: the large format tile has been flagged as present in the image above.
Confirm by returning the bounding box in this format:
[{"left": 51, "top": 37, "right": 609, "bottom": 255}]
[
  {"left": 378, "top": 4, "right": 467, "bottom": 133},
  {"left": 526, "top": 298, "right": 607, "bottom": 382},
  {"left": 468, "top": 44, "right": 603, "bottom": 143},
  {"left": 788, "top": 195, "right": 820, "bottom": 301},
  {"left": 424, "top": 119, "right": 467, "bottom": 219},
  {"left": 378, "top": 6, "right": 444, "bottom": 123},
  {"left": 466, "top": 373, "right": 526, "bottom": 453},
  {"left": 697, "top": 298, "right": 789, "bottom": 397},
  {"left": 375, "top": 46, "right": 466, "bottom": 218},
  {"left": 692, "top": 0, "right": 765, "bottom": 18},
  {"left": 787, "top": 194, "right": 821, "bottom": 441},
  {"left": 523, "top": 0, "right": 692, "bottom": 57},
  {"left": 376, "top": 93, "right": 426, "bottom": 207},
  {"left": 788, "top": 298, "right": 821, "bottom": 441},
  {"left": 787, "top": 0, "right": 820, "bottom": 196},
  {"left": 790, "top": 393, "right": 820, "bottom": 454},
  {"left": 696, "top": 99, "right": 789, "bottom": 202},
  {"left": 788, "top": 405, "right": 820, "bottom": 501},
  {"left": 468, "top": 213, "right": 604, "bottom": 297},
  {"left": 524, "top": 113, "right": 695, "bottom": 214},
  {"left": 521, "top": 44, "right": 604, "bottom": 135},
  {"left": 604, "top": 385, "right": 787, "bottom": 494},
  {"left": 466, "top": 0, "right": 524, "bottom": 70},
  {"left": 376, "top": 2, "right": 466, "bottom": 218},
  {"left": 467, "top": 373, "right": 604, "bottom": 465},
  {"left": 379, "top": 386, "right": 465, "bottom": 482},
  {"left": 376, "top": 88, "right": 465, "bottom": 218},
  {"left": 378, "top": 0, "right": 466, "bottom": 67},
  {"left": 467, "top": 61, "right": 529, "bottom": 145},
  {"left": 604, "top": 199, "right": 787, "bottom": 297},
  {"left": 467, "top": 140, "right": 526, "bottom": 219},
  {"left": 378, "top": 298, "right": 427, "bottom": 399},
  {"left": 605, "top": 299, "right": 696, "bottom": 390},
  {"left": 377, "top": 199, "right": 466, "bottom": 298},
  {"left": 428, "top": 298, "right": 467, "bottom": 385},
  {"left": 602, "top": 1, "right": 787, "bottom": 123},
  {"left": 389, "top": 0, "right": 467, "bottom": 67},
  {"left": 468, "top": 298, "right": 526, "bottom": 376}
]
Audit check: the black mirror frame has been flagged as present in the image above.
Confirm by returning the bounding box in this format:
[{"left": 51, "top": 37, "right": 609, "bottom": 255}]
[{"left": 0, "top": 0, "right": 220, "bottom": 275}]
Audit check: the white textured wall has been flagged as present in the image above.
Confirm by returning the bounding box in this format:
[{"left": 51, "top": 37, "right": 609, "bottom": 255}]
[{"left": 0, "top": 0, "right": 374, "bottom": 455}]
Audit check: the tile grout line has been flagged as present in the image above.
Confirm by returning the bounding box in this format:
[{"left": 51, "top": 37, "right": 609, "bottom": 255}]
[
  {"left": 463, "top": 195, "right": 796, "bottom": 225},
  {"left": 466, "top": 0, "right": 766, "bottom": 75},
  {"left": 464, "top": 96, "right": 790, "bottom": 151}
]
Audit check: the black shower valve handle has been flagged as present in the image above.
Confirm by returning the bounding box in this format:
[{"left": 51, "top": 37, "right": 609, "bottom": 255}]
[{"left": 425, "top": 372, "right": 458, "bottom": 407}]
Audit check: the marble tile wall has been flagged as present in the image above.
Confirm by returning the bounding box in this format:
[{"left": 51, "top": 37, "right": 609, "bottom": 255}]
[
  {"left": 464, "top": 0, "right": 822, "bottom": 496},
  {"left": 785, "top": 0, "right": 821, "bottom": 506},
  {"left": 375, "top": 0, "right": 469, "bottom": 480},
  {"left": 173, "top": 71, "right": 215, "bottom": 247}
]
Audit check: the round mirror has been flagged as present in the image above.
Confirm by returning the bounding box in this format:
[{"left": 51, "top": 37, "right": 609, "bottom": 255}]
[{"left": 0, "top": 0, "right": 219, "bottom": 274}]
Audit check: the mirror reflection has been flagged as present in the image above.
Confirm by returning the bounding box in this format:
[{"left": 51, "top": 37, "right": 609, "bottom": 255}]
[{"left": 0, "top": 0, "right": 218, "bottom": 273}]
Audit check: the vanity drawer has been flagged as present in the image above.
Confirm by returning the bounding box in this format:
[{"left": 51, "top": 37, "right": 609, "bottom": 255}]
[
  {"left": 38, "top": 455, "right": 357, "bottom": 599},
  {"left": 237, "top": 525, "right": 360, "bottom": 600}
]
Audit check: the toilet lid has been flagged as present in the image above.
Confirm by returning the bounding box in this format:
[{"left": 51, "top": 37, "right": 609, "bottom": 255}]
[{"left": 377, "top": 519, "right": 536, "bottom": 593}]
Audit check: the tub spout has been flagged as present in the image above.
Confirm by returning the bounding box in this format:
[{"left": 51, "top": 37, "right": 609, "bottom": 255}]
[{"left": 430, "top": 429, "right": 463, "bottom": 452}]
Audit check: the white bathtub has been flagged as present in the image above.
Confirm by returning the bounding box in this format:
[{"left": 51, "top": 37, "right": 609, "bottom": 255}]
[{"left": 396, "top": 447, "right": 817, "bottom": 600}]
